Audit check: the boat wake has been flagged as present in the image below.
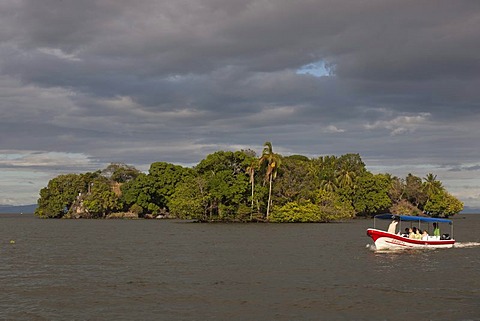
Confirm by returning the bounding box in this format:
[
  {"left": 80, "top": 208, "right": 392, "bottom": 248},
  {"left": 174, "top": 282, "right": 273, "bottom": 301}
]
[
  {"left": 366, "top": 245, "right": 438, "bottom": 254},
  {"left": 367, "top": 242, "right": 480, "bottom": 252},
  {"left": 453, "top": 242, "right": 480, "bottom": 248},
  {"left": 366, "top": 244, "right": 410, "bottom": 253}
]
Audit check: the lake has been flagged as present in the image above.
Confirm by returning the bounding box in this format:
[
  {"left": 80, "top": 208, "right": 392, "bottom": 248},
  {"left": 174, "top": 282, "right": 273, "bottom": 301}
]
[{"left": 1, "top": 214, "right": 479, "bottom": 320}]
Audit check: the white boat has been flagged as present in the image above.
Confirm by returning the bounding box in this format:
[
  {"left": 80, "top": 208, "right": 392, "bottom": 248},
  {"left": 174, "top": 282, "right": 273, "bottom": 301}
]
[{"left": 367, "top": 214, "right": 455, "bottom": 250}]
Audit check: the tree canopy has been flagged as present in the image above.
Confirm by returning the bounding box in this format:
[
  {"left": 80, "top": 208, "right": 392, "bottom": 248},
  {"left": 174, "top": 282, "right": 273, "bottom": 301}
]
[{"left": 35, "top": 148, "right": 463, "bottom": 221}]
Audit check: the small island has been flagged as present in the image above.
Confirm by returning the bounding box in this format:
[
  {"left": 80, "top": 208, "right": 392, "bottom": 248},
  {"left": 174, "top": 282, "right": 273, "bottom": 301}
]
[{"left": 35, "top": 142, "right": 463, "bottom": 221}]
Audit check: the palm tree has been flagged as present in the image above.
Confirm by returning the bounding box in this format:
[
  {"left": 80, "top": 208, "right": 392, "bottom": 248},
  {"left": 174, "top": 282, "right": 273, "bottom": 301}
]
[
  {"left": 320, "top": 177, "right": 337, "bottom": 192},
  {"left": 246, "top": 159, "right": 257, "bottom": 219},
  {"left": 423, "top": 173, "right": 443, "bottom": 201},
  {"left": 336, "top": 166, "right": 356, "bottom": 189},
  {"left": 258, "top": 141, "right": 281, "bottom": 220}
]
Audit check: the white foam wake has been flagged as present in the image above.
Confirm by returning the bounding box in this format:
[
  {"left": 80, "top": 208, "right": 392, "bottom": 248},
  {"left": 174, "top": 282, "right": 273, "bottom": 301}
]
[{"left": 453, "top": 242, "right": 480, "bottom": 248}]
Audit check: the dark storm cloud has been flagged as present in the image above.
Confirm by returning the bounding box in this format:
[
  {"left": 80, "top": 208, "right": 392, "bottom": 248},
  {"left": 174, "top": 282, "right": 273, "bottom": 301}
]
[
  {"left": 1, "top": 0, "right": 480, "bottom": 205},
  {"left": 3, "top": 1, "right": 478, "bottom": 118},
  {"left": 3, "top": 1, "right": 479, "bottom": 103}
]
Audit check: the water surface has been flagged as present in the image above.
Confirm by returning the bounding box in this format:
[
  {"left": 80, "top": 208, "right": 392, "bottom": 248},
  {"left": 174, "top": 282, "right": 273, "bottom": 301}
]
[{"left": 1, "top": 214, "right": 479, "bottom": 320}]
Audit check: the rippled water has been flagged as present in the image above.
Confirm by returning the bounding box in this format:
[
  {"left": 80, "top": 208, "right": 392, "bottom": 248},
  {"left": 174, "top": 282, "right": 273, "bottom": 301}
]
[{"left": 1, "top": 214, "right": 479, "bottom": 320}]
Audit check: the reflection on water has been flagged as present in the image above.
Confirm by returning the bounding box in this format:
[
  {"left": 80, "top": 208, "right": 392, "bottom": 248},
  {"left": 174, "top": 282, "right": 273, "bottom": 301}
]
[{"left": 0, "top": 214, "right": 479, "bottom": 320}]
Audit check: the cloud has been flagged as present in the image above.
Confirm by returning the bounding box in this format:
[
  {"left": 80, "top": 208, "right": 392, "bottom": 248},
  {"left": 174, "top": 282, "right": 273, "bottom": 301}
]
[
  {"left": 37, "top": 47, "right": 82, "bottom": 62},
  {"left": 0, "top": 150, "right": 96, "bottom": 170},
  {"left": 0, "top": 0, "right": 479, "bottom": 205},
  {"left": 365, "top": 112, "right": 431, "bottom": 135},
  {"left": 447, "top": 164, "right": 480, "bottom": 172},
  {"left": 323, "top": 125, "right": 345, "bottom": 133}
]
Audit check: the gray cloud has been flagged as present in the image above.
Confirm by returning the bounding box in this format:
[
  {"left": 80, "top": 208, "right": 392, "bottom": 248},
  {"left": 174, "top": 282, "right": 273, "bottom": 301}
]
[
  {"left": 448, "top": 165, "right": 480, "bottom": 172},
  {"left": 0, "top": 0, "right": 480, "bottom": 206}
]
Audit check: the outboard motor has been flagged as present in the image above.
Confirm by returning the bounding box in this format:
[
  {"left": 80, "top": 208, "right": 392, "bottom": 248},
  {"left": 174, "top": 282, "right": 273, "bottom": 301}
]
[{"left": 441, "top": 233, "right": 451, "bottom": 240}]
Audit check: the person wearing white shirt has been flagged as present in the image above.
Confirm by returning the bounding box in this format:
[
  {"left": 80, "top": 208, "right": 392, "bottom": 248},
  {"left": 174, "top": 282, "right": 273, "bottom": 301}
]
[{"left": 387, "top": 220, "right": 398, "bottom": 234}]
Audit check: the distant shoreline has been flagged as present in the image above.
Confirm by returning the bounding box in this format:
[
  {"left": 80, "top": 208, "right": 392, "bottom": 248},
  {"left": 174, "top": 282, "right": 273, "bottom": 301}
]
[
  {"left": 1, "top": 204, "right": 479, "bottom": 216},
  {"left": 0, "top": 204, "right": 37, "bottom": 214}
]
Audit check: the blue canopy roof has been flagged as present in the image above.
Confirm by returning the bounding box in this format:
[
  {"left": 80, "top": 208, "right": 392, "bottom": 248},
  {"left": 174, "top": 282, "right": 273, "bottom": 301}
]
[{"left": 374, "top": 214, "right": 453, "bottom": 224}]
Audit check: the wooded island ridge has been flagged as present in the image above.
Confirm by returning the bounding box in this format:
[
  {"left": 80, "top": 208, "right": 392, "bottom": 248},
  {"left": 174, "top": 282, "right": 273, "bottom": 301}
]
[{"left": 35, "top": 142, "right": 463, "bottom": 221}]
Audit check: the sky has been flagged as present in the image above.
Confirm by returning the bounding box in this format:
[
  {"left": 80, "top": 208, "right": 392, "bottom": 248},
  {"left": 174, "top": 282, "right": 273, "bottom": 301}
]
[{"left": 1, "top": 0, "right": 479, "bottom": 210}]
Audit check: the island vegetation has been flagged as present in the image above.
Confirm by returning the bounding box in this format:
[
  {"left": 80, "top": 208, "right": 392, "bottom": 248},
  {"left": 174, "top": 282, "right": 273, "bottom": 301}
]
[{"left": 35, "top": 142, "right": 463, "bottom": 221}]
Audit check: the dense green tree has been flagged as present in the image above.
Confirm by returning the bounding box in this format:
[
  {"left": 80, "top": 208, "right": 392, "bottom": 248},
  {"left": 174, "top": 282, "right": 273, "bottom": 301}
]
[
  {"left": 315, "top": 190, "right": 355, "bottom": 221},
  {"left": 424, "top": 190, "right": 463, "bottom": 217},
  {"left": 405, "top": 173, "right": 427, "bottom": 208},
  {"left": 336, "top": 153, "right": 366, "bottom": 175},
  {"left": 310, "top": 155, "right": 337, "bottom": 191},
  {"left": 149, "top": 162, "right": 193, "bottom": 210},
  {"left": 352, "top": 173, "right": 392, "bottom": 216},
  {"left": 102, "top": 163, "right": 140, "bottom": 183},
  {"left": 82, "top": 176, "right": 122, "bottom": 218},
  {"left": 386, "top": 173, "right": 463, "bottom": 218},
  {"left": 129, "top": 204, "right": 143, "bottom": 216},
  {"left": 273, "top": 155, "right": 316, "bottom": 205},
  {"left": 35, "top": 172, "right": 99, "bottom": 218},
  {"left": 390, "top": 199, "right": 422, "bottom": 216},
  {"left": 206, "top": 169, "right": 249, "bottom": 218},
  {"left": 270, "top": 190, "right": 355, "bottom": 223},
  {"left": 270, "top": 200, "right": 321, "bottom": 222},
  {"left": 118, "top": 162, "right": 192, "bottom": 216},
  {"left": 335, "top": 153, "right": 365, "bottom": 189},
  {"left": 120, "top": 173, "right": 160, "bottom": 216},
  {"left": 388, "top": 175, "right": 405, "bottom": 204},
  {"left": 195, "top": 150, "right": 252, "bottom": 220},
  {"left": 196, "top": 150, "right": 250, "bottom": 175},
  {"left": 169, "top": 176, "right": 208, "bottom": 220}
]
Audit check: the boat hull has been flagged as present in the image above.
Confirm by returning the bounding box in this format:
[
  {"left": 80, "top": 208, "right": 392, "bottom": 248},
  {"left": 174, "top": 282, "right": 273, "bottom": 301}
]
[{"left": 367, "top": 228, "right": 455, "bottom": 250}]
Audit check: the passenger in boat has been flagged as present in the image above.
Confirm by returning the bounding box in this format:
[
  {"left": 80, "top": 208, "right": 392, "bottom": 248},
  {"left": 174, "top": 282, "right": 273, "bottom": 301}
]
[
  {"left": 421, "top": 230, "right": 429, "bottom": 240},
  {"left": 409, "top": 227, "right": 416, "bottom": 239},
  {"left": 416, "top": 228, "right": 424, "bottom": 239},
  {"left": 416, "top": 228, "right": 423, "bottom": 239},
  {"left": 402, "top": 227, "right": 410, "bottom": 237},
  {"left": 388, "top": 219, "right": 398, "bottom": 234},
  {"left": 433, "top": 223, "right": 441, "bottom": 239},
  {"left": 409, "top": 227, "right": 421, "bottom": 239}
]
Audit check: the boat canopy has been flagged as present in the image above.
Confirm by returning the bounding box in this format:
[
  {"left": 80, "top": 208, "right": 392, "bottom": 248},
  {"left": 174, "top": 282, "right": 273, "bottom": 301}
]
[{"left": 374, "top": 214, "right": 452, "bottom": 224}]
